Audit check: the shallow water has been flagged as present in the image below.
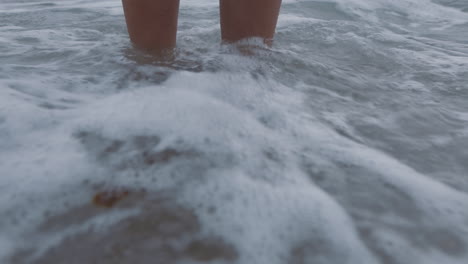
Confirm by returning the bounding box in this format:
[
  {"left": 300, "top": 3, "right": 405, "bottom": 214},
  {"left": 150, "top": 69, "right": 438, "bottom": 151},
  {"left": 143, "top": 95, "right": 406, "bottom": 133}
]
[{"left": 1, "top": 0, "right": 468, "bottom": 263}]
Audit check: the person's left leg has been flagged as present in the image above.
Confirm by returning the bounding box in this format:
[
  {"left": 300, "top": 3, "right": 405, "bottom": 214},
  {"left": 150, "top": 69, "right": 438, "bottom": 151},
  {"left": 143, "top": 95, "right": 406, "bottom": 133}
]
[{"left": 122, "top": 0, "right": 180, "bottom": 52}]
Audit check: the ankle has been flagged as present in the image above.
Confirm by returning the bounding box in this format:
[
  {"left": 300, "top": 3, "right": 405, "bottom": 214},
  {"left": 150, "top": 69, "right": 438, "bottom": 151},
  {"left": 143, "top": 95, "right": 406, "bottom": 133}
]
[{"left": 220, "top": 0, "right": 282, "bottom": 44}]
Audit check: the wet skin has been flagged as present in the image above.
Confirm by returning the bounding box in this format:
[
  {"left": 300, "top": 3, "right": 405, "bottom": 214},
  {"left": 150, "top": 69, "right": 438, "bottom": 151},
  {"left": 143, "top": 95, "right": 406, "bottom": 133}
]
[{"left": 122, "top": 0, "right": 282, "bottom": 51}]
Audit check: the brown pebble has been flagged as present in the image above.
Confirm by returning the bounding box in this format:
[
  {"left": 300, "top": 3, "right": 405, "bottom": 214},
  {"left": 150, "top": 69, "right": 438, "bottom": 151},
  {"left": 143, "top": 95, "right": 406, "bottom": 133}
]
[{"left": 93, "top": 189, "right": 130, "bottom": 208}]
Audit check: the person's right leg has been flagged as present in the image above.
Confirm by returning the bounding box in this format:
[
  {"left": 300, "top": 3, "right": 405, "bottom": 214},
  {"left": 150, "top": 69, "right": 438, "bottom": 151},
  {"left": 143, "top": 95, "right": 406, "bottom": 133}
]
[
  {"left": 122, "top": 0, "right": 180, "bottom": 52},
  {"left": 220, "top": 0, "right": 282, "bottom": 45}
]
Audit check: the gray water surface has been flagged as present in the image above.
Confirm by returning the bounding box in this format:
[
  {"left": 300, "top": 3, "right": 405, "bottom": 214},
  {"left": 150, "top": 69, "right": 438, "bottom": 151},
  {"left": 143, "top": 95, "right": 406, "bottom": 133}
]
[{"left": 1, "top": 0, "right": 468, "bottom": 263}]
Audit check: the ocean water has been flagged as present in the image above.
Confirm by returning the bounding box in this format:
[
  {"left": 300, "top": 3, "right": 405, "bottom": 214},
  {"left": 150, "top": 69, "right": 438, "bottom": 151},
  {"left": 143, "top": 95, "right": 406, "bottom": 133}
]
[{"left": 1, "top": 0, "right": 468, "bottom": 263}]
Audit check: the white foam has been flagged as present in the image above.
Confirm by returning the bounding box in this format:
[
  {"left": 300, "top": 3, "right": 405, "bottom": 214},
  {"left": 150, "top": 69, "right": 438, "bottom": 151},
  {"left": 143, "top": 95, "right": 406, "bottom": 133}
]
[{"left": 1, "top": 0, "right": 468, "bottom": 263}]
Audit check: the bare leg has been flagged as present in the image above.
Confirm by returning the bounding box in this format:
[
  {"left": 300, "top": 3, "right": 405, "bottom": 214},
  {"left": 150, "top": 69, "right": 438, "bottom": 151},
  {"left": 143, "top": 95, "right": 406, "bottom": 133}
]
[
  {"left": 122, "top": 0, "right": 180, "bottom": 51},
  {"left": 220, "top": 0, "right": 282, "bottom": 45}
]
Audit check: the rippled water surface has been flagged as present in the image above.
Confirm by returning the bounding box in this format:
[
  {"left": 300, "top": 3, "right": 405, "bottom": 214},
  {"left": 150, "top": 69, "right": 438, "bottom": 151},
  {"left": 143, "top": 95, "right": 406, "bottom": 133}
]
[{"left": 1, "top": 0, "right": 468, "bottom": 263}]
